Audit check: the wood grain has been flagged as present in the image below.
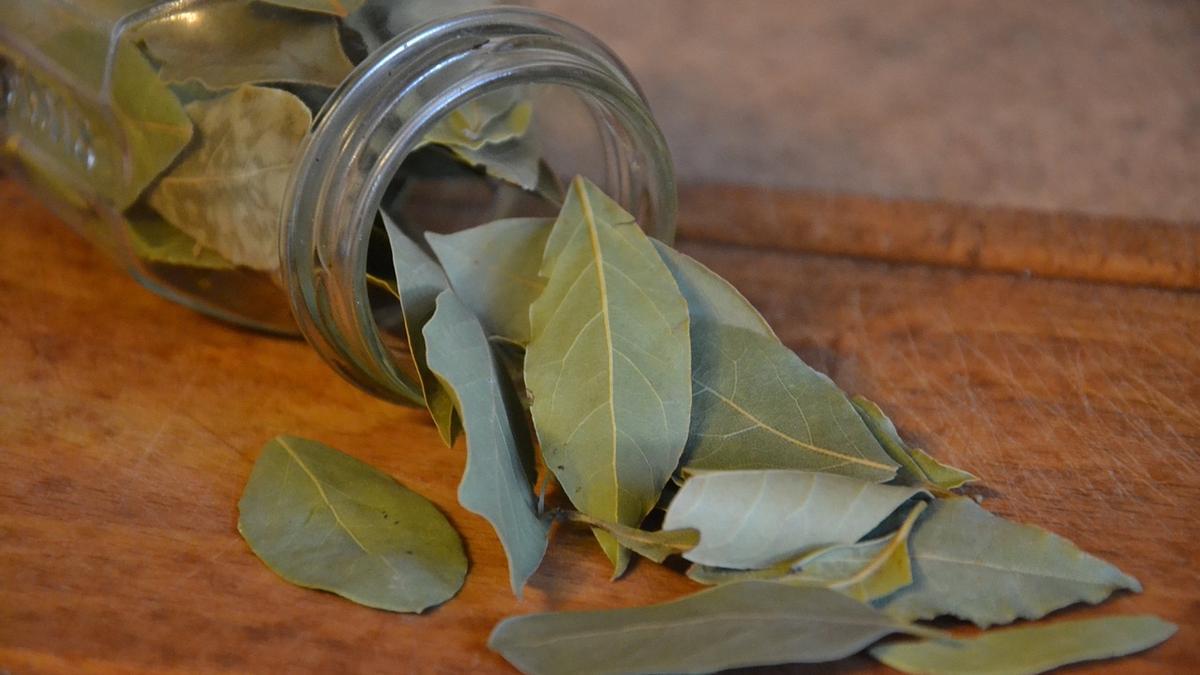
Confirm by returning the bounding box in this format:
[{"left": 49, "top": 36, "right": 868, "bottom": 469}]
[
  {"left": 678, "top": 184, "right": 1200, "bottom": 291},
  {"left": 1, "top": 178, "right": 1197, "bottom": 674}
]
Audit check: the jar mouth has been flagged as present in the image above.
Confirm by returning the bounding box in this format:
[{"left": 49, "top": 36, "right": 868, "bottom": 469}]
[{"left": 281, "top": 7, "right": 677, "bottom": 404}]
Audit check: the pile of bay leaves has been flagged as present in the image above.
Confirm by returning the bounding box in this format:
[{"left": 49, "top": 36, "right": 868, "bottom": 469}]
[
  {"left": 237, "top": 175, "right": 1175, "bottom": 674},
  {"left": 16, "top": 0, "right": 517, "bottom": 275}
]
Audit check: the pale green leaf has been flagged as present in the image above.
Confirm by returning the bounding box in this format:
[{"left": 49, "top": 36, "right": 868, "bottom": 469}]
[
  {"left": 525, "top": 176, "right": 691, "bottom": 573},
  {"left": 237, "top": 436, "right": 467, "bottom": 612},
  {"left": 871, "top": 615, "right": 1177, "bottom": 675},
  {"left": 422, "top": 290, "right": 548, "bottom": 596},
  {"left": 37, "top": 29, "right": 193, "bottom": 209},
  {"left": 148, "top": 85, "right": 310, "bottom": 270},
  {"left": 852, "top": 395, "right": 977, "bottom": 492},
  {"left": 489, "top": 581, "right": 938, "bottom": 675},
  {"left": 662, "top": 469, "right": 925, "bottom": 569},
  {"left": 133, "top": 1, "right": 354, "bottom": 89},
  {"left": 556, "top": 511, "right": 697, "bottom": 563},
  {"left": 259, "top": 0, "right": 365, "bottom": 16},
  {"left": 653, "top": 241, "right": 776, "bottom": 339},
  {"left": 683, "top": 322, "right": 898, "bottom": 480},
  {"left": 426, "top": 217, "right": 553, "bottom": 344},
  {"left": 126, "top": 214, "right": 234, "bottom": 269},
  {"left": 879, "top": 497, "right": 1141, "bottom": 627},
  {"left": 381, "top": 214, "right": 458, "bottom": 445}
]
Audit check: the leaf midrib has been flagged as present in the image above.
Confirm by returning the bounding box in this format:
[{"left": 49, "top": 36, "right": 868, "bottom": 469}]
[
  {"left": 576, "top": 180, "right": 621, "bottom": 524},
  {"left": 279, "top": 438, "right": 372, "bottom": 554}
]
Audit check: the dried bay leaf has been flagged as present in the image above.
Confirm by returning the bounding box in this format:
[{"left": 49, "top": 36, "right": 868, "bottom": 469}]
[
  {"left": 871, "top": 615, "right": 1177, "bottom": 675},
  {"left": 489, "top": 581, "right": 938, "bottom": 675},
  {"left": 682, "top": 322, "right": 898, "bottom": 480},
  {"left": 37, "top": 29, "right": 192, "bottom": 209},
  {"left": 653, "top": 241, "right": 897, "bottom": 479},
  {"left": 878, "top": 497, "right": 1141, "bottom": 627},
  {"left": 422, "top": 290, "right": 548, "bottom": 595},
  {"left": 147, "top": 85, "right": 310, "bottom": 270},
  {"left": 381, "top": 214, "right": 458, "bottom": 444},
  {"left": 426, "top": 217, "right": 553, "bottom": 344},
  {"left": 418, "top": 88, "right": 547, "bottom": 194},
  {"left": 237, "top": 436, "right": 467, "bottom": 612},
  {"left": 662, "top": 469, "right": 925, "bottom": 569},
  {"left": 852, "top": 395, "right": 977, "bottom": 493},
  {"left": 653, "top": 241, "right": 896, "bottom": 479},
  {"left": 653, "top": 241, "right": 776, "bottom": 338},
  {"left": 555, "top": 511, "right": 698, "bottom": 563},
  {"left": 424, "top": 90, "right": 532, "bottom": 151},
  {"left": 525, "top": 176, "right": 692, "bottom": 573},
  {"left": 126, "top": 214, "right": 234, "bottom": 270},
  {"left": 780, "top": 499, "right": 924, "bottom": 601},
  {"left": 133, "top": 0, "right": 354, "bottom": 90}
]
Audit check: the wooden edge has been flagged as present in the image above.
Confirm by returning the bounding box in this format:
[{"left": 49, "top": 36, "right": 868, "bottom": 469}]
[{"left": 677, "top": 184, "right": 1200, "bottom": 291}]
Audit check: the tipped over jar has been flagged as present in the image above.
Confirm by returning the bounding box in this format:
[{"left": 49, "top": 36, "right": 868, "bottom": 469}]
[{"left": 0, "top": 0, "right": 676, "bottom": 402}]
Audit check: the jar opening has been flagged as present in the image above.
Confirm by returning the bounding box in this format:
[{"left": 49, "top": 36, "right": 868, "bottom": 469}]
[{"left": 282, "top": 8, "right": 676, "bottom": 404}]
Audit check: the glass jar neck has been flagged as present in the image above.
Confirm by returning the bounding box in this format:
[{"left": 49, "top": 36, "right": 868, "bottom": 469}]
[{"left": 281, "top": 7, "right": 677, "bottom": 403}]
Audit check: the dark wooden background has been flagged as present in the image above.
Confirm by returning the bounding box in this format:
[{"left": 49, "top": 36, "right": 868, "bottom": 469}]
[{"left": 2, "top": 178, "right": 1197, "bottom": 673}]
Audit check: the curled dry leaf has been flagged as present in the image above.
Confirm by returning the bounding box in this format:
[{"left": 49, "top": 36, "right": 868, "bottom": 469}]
[
  {"left": 380, "top": 214, "right": 459, "bottom": 439},
  {"left": 423, "top": 290, "right": 548, "bottom": 595},
  {"left": 852, "top": 395, "right": 976, "bottom": 493}
]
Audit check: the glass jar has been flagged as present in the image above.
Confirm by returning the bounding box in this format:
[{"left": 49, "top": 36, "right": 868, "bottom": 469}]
[{"left": 0, "top": 0, "right": 676, "bottom": 404}]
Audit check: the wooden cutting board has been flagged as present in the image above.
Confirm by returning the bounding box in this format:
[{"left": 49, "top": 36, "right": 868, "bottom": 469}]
[{"left": 1, "top": 178, "right": 1196, "bottom": 673}]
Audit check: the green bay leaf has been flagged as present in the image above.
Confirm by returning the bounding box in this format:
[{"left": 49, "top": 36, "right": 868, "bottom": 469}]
[
  {"left": 488, "top": 581, "right": 937, "bottom": 675},
  {"left": 878, "top": 497, "right": 1141, "bottom": 627},
  {"left": 148, "top": 85, "right": 311, "bottom": 270},
  {"left": 662, "top": 469, "right": 925, "bottom": 569},
  {"left": 683, "top": 322, "right": 898, "bottom": 480},
  {"left": 426, "top": 217, "right": 553, "bottom": 345},
  {"left": 871, "top": 615, "right": 1176, "bottom": 675},
  {"left": 525, "top": 176, "right": 692, "bottom": 573},
  {"left": 852, "top": 395, "right": 977, "bottom": 493},
  {"left": 237, "top": 435, "right": 467, "bottom": 612},
  {"left": 422, "top": 290, "right": 548, "bottom": 595},
  {"left": 133, "top": 0, "right": 354, "bottom": 89},
  {"left": 381, "top": 214, "right": 458, "bottom": 444}
]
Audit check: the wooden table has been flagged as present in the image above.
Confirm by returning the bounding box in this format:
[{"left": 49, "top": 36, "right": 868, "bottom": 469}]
[{"left": 2, "top": 178, "right": 1197, "bottom": 673}]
